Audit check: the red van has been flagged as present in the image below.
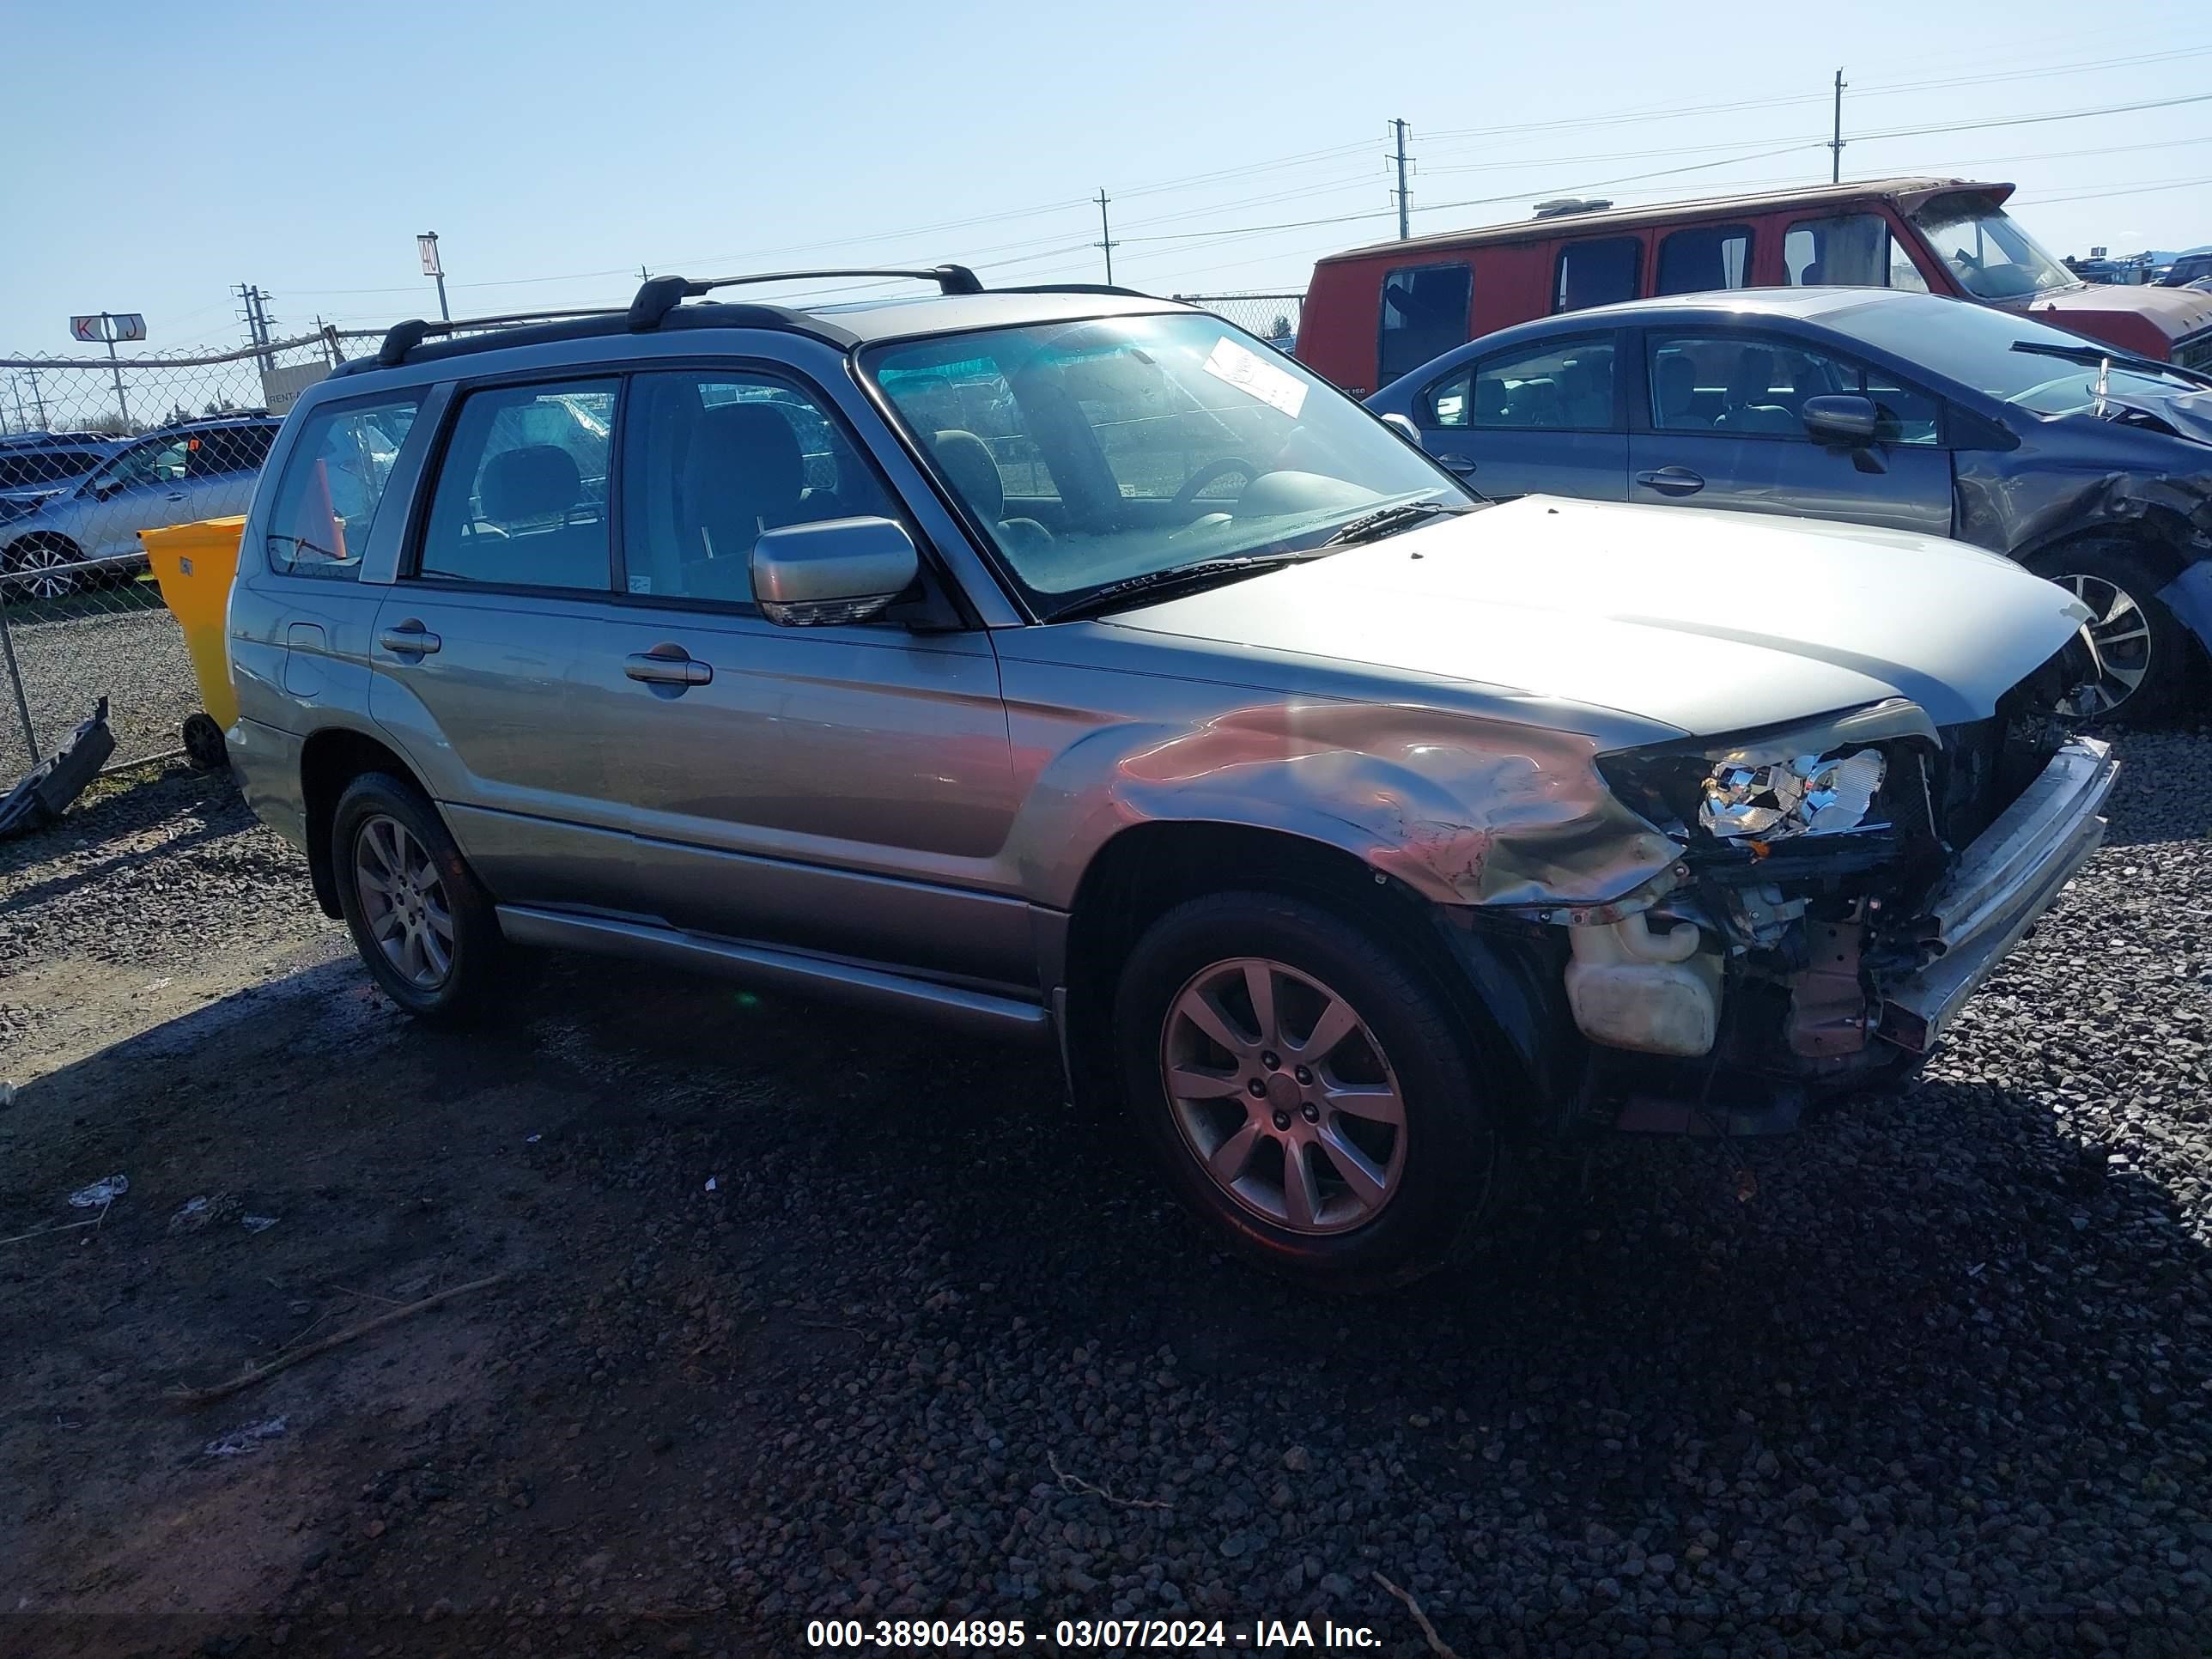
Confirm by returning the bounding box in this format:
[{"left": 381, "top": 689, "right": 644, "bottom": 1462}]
[{"left": 1297, "top": 176, "right": 2212, "bottom": 395}]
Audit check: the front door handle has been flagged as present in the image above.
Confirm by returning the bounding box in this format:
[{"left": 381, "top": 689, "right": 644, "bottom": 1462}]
[
  {"left": 1635, "top": 465, "right": 1705, "bottom": 497},
  {"left": 165, "top": 490, "right": 187, "bottom": 502},
  {"left": 378, "top": 620, "right": 442, "bottom": 657},
  {"left": 624, "top": 643, "right": 714, "bottom": 689},
  {"left": 1436, "top": 453, "right": 1477, "bottom": 474}
]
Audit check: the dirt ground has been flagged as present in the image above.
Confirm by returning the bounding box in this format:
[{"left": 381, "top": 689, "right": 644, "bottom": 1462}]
[{"left": 3, "top": 751, "right": 2210, "bottom": 1659}]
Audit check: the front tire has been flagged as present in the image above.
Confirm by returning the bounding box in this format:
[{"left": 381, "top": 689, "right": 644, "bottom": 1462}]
[
  {"left": 1113, "top": 892, "right": 1506, "bottom": 1293},
  {"left": 2032, "top": 539, "right": 2193, "bottom": 720},
  {"left": 331, "top": 771, "right": 501, "bottom": 1024},
  {"left": 2, "top": 534, "right": 84, "bottom": 600}
]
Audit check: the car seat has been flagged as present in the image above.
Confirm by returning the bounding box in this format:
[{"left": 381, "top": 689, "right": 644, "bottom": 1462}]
[
  {"left": 931, "top": 429, "right": 1052, "bottom": 553},
  {"left": 476, "top": 445, "right": 608, "bottom": 587}
]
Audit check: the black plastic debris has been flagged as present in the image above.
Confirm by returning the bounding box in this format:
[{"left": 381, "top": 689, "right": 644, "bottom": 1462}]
[{"left": 0, "top": 697, "right": 114, "bottom": 839}]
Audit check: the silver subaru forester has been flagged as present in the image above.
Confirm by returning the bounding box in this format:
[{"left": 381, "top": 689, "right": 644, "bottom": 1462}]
[{"left": 228, "top": 269, "right": 2114, "bottom": 1291}]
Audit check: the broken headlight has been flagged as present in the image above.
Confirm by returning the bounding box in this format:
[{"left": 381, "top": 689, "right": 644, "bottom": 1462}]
[{"left": 1698, "top": 749, "right": 1886, "bottom": 841}]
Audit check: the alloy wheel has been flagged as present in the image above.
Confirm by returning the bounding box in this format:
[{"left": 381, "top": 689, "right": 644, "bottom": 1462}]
[
  {"left": 1159, "top": 957, "right": 1407, "bottom": 1235},
  {"left": 4, "top": 543, "right": 80, "bottom": 600},
  {"left": 2063, "top": 573, "right": 2154, "bottom": 714},
  {"left": 354, "top": 814, "right": 455, "bottom": 990}
]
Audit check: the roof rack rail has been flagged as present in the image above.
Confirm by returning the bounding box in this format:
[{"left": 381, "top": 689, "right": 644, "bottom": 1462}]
[
  {"left": 376, "top": 307, "right": 627, "bottom": 367},
  {"left": 627, "top": 265, "right": 982, "bottom": 331},
  {"left": 1001, "top": 283, "right": 1151, "bottom": 299}
]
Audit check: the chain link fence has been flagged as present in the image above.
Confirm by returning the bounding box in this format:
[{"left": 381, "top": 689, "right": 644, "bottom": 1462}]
[
  {"left": 1172, "top": 292, "right": 1304, "bottom": 351},
  {"left": 0, "top": 330, "right": 374, "bottom": 778}
]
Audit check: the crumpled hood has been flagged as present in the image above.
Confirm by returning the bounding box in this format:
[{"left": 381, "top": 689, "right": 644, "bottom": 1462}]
[
  {"left": 2099, "top": 386, "right": 2212, "bottom": 447},
  {"left": 1104, "top": 496, "right": 2089, "bottom": 737}
]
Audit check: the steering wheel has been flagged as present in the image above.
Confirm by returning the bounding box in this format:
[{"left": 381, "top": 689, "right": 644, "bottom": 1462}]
[{"left": 1169, "top": 458, "right": 1261, "bottom": 516}]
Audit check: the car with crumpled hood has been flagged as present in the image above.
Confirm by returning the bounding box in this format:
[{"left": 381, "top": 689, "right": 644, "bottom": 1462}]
[
  {"left": 1365, "top": 287, "right": 2212, "bottom": 718},
  {"left": 227, "top": 271, "right": 2115, "bottom": 1291}
]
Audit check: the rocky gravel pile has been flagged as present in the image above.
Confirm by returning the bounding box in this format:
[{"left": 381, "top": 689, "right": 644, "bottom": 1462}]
[{"left": 3, "top": 729, "right": 2209, "bottom": 1657}]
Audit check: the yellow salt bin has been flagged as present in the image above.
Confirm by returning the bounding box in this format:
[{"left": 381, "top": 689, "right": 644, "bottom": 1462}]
[{"left": 139, "top": 514, "right": 246, "bottom": 768}]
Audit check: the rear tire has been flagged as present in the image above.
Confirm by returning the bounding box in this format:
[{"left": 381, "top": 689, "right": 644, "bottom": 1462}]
[
  {"left": 331, "top": 771, "right": 501, "bottom": 1025},
  {"left": 1113, "top": 891, "right": 1507, "bottom": 1293},
  {"left": 2030, "top": 539, "right": 2193, "bottom": 720}
]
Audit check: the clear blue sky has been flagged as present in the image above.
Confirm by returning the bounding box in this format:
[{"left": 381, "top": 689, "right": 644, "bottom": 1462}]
[{"left": 3, "top": 0, "right": 2207, "bottom": 353}]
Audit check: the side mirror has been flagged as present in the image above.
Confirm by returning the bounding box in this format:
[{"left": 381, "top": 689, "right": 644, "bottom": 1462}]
[
  {"left": 1801, "top": 393, "right": 1880, "bottom": 448},
  {"left": 750, "top": 516, "right": 919, "bottom": 628},
  {"left": 89, "top": 475, "right": 125, "bottom": 498},
  {"left": 1378, "top": 411, "right": 1423, "bottom": 446}
]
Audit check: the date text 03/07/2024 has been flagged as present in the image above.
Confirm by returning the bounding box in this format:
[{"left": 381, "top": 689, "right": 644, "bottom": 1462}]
[{"left": 805, "top": 1616, "right": 1385, "bottom": 1650}]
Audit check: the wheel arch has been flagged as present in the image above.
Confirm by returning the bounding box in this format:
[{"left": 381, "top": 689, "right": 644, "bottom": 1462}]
[
  {"left": 299, "top": 726, "right": 430, "bottom": 920},
  {"left": 1058, "top": 818, "right": 1571, "bottom": 1129}
]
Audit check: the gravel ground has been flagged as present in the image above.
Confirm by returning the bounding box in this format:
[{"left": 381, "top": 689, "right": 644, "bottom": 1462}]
[
  {"left": 0, "top": 588, "right": 201, "bottom": 773},
  {"left": 1, "top": 732, "right": 2209, "bottom": 1659}
]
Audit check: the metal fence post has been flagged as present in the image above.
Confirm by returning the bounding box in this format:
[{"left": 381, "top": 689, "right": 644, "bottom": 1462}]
[{"left": 0, "top": 586, "right": 40, "bottom": 765}]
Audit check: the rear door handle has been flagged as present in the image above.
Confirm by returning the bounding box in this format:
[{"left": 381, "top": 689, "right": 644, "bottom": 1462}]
[
  {"left": 624, "top": 643, "right": 714, "bottom": 689},
  {"left": 1436, "top": 453, "right": 1477, "bottom": 474},
  {"left": 165, "top": 490, "right": 187, "bottom": 502},
  {"left": 378, "top": 621, "right": 442, "bottom": 657},
  {"left": 1635, "top": 466, "right": 1705, "bottom": 497}
]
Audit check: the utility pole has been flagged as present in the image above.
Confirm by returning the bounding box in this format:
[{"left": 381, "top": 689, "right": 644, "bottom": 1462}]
[
  {"left": 1830, "top": 69, "right": 1846, "bottom": 184},
  {"left": 23, "top": 368, "right": 46, "bottom": 428},
  {"left": 1390, "top": 118, "right": 1413, "bottom": 240},
  {"left": 237, "top": 283, "right": 276, "bottom": 374},
  {"left": 8, "top": 376, "right": 25, "bottom": 433},
  {"left": 1095, "top": 189, "right": 1118, "bottom": 285}
]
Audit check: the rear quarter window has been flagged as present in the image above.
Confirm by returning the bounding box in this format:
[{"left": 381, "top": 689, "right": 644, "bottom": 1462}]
[{"left": 261, "top": 397, "right": 422, "bottom": 580}]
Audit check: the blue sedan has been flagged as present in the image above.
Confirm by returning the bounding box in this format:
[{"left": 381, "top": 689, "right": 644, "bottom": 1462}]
[{"left": 1364, "top": 288, "right": 2212, "bottom": 715}]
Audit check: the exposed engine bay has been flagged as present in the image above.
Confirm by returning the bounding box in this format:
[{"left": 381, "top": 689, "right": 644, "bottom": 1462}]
[{"left": 1577, "top": 635, "right": 2111, "bottom": 1090}]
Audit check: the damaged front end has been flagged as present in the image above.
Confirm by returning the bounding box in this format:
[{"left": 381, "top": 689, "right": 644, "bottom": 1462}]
[{"left": 1577, "top": 647, "right": 2116, "bottom": 1097}]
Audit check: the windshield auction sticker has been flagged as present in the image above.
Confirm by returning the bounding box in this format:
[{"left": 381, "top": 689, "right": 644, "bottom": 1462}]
[{"left": 1202, "top": 336, "right": 1309, "bottom": 419}]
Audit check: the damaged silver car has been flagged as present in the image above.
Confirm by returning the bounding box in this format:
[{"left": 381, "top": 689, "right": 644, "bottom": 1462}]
[
  {"left": 228, "top": 275, "right": 2115, "bottom": 1291},
  {"left": 1368, "top": 288, "right": 2212, "bottom": 716}
]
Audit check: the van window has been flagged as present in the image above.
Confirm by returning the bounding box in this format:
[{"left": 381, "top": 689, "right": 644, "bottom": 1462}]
[
  {"left": 1784, "top": 214, "right": 1928, "bottom": 292},
  {"left": 1554, "top": 239, "right": 1642, "bottom": 313},
  {"left": 1378, "top": 263, "right": 1472, "bottom": 385},
  {"left": 1431, "top": 337, "right": 1616, "bottom": 430},
  {"left": 1656, "top": 226, "right": 1753, "bottom": 295}
]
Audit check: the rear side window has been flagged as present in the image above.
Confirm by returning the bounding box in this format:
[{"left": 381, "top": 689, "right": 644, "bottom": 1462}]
[
  {"left": 1554, "top": 239, "right": 1642, "bottom": 313},
  {"left": 1378, "top": 263, "right": 1472, "bottom": 385},
  {"left": 1656, "top": 225, "right": 1753, "bottom": 295},
  {"left": 262, "top": 397, "right": 421, "bottom": 580},
  {"left": 185, "top": 424, "right": 273, "bottom": 476},
  {"left": 1784, "top": 214, "right": 1928, "bottom": 292},
  {"left": 416, "top": 380, "right": 617, "bottom": 591}
]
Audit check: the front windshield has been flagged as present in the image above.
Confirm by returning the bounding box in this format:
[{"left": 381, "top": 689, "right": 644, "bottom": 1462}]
[
  {"left": 1908, "top": 195, "right": 2077, "bottom": 301},
  {"left": 865, "top": 313, "right": 1463, "bottom": 611},
  {"left": 1836, "top": 295, "right": 2203, "bottom": 415}
]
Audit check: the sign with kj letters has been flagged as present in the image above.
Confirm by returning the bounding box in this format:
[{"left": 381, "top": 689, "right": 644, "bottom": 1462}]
[{"left": 70, "top": 313, "right": 147, "bottom": 343}]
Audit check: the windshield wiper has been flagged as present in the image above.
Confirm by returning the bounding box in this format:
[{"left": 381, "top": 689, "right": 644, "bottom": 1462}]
[
  {"left": 2009, "top": 339, "right": 2205, "bottom": 386},
  {"left": 1047, "top": 550, "right": 1327, "bottom": 623},
  {"left": 1316, "top": 499, "right": 1478, "bottom": 548}
]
